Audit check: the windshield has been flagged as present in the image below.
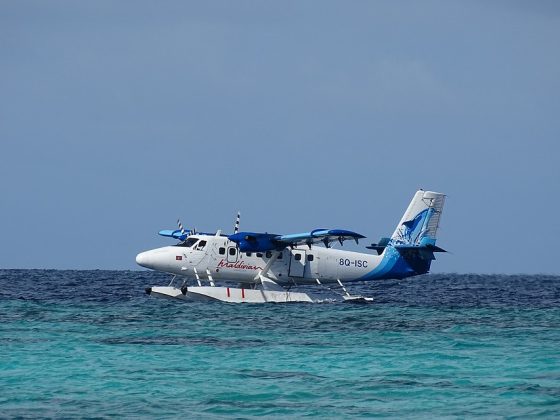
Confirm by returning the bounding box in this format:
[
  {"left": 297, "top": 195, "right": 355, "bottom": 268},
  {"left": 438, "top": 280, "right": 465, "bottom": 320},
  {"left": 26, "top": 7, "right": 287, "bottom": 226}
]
[{"left": 175, "top": 237, "right": 199, "bottom": 248}]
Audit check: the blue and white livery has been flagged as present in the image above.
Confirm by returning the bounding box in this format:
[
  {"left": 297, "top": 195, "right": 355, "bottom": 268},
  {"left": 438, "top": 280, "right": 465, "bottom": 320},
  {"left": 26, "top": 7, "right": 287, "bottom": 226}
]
[{"left": 136, "top": 190, "right": 447, "bottom": 303}]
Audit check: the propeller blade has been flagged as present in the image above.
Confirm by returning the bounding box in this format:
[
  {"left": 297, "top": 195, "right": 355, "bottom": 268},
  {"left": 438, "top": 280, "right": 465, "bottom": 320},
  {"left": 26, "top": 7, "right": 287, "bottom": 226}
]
[
  {"left": 234, "top": 211, "right": 241, "bottom": 234},
  {"left": 177, "top": 219, "right": 186, "bottom": 236}
]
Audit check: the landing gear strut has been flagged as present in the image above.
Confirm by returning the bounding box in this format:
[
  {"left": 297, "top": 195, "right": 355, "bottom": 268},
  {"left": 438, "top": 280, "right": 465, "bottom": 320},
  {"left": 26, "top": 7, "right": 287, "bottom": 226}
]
[{"left": 336, "top": 279, "right": 373, "bottom": 303}]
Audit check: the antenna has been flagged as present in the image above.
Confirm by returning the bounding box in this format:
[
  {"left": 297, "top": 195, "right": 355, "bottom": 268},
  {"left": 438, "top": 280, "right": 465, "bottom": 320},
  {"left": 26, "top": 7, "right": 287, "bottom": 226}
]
[{"left": 234, "top": 211, "right": 241, "bottom": 234}]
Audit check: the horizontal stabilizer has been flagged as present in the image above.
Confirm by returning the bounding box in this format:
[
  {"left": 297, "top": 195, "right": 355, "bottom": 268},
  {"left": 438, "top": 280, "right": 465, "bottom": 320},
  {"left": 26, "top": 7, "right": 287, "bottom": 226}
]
[
  {"left": 366, "top": 237, "right": 391, "bottom": 255},
  {"left": 393, "top": 244, "right": 448, "bottom": 264},
  {"left": 394, "top": 244, "right": 447, "bottom": 253},
  {"left": 367, "top": 246, "right": 385, "bottom": 255}
]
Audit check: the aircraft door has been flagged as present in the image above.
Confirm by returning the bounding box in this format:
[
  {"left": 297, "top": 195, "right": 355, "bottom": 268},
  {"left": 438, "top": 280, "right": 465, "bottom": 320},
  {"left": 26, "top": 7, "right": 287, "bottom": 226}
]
[
  {"left": 307, "top": 253, "right": 319, "bottom": 278},
  {"left": 227, "top": 246, "right": 238, "bottom": 263},
  {"left": 288, "top": 249, "right": 306, "bottom": 277}
]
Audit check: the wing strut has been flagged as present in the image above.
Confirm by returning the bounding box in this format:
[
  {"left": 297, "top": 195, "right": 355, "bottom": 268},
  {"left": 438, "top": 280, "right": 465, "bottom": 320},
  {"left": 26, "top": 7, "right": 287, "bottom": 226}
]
[
  {"left": 336, "top": 279, "right": 373, "bottom": 303},
  {"left": 253, "top": 251, "right": 286, "bottom": 291},
  {"left": 254, "top": 251, "right": 281, "bottom": 281}
]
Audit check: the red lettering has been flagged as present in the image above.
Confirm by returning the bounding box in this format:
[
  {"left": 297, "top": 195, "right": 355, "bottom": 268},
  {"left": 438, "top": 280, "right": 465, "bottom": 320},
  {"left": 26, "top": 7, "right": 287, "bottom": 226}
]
[{"left": 216, "top": 259, "right": 262, "bottom": 271}]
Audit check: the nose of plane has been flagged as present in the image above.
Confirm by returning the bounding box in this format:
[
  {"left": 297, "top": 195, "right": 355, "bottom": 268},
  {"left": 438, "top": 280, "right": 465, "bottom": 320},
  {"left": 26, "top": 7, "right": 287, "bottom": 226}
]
[{"left": 136, "top": 251, "right": 152, "bottom": 268}]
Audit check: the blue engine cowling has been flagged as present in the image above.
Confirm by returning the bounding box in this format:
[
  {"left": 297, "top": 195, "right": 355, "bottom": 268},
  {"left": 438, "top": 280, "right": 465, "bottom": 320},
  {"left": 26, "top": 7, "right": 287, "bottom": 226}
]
[{"left": 227, "top": 232, "right": 280, "bottom": 252}]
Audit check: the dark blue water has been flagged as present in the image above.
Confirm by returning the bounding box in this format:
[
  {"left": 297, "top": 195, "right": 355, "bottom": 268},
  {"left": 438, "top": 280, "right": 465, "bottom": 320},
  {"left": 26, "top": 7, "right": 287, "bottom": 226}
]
[{"left": 1, "top": 270, "right": 559, "bottom": 418}]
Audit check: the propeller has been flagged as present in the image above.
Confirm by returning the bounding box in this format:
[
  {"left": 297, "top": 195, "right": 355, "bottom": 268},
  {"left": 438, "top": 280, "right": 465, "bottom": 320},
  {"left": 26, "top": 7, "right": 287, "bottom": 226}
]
[
  {"left": 159, "top": 219, "right": 195, "bottom": 241},
  {"left": 234, "top": 211, "right": 241, "bottom": 234},
  {"left": 177, "top": 218, "right": 195, "bottom": 240},
  {"left": 232, "top": 211, "right": 241, "bottom": 251},
  {"left": 177, "top": 219, "right": 186, "bottom": 237}
]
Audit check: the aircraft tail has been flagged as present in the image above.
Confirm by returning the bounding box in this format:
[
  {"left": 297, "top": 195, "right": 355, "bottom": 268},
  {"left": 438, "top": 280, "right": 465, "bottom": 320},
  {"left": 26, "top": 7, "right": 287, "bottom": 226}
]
[
  {"left": 390, "top": 190, "right": 446, "bottom": 275},
  {"left": 390, "top": 190, "right": 446, "bottom": 246},
  {"left": 365, "top": 190, "right": 447, "bottom": 277}
]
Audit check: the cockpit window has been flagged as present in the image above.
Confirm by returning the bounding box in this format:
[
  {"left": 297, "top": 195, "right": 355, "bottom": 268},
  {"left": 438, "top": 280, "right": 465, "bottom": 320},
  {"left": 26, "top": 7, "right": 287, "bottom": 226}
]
[
  {"left": 175, "top": 237, "right": 198, "bottom": 248},
  {"left": 195, "top": 240, "right": 207, "bottom": 251}
]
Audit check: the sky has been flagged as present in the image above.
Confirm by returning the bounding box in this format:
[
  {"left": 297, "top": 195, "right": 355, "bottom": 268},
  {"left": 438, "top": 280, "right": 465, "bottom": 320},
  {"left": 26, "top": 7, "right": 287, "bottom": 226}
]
[{"left": 1, "top": 1, "right": 559, "bottom": 273}]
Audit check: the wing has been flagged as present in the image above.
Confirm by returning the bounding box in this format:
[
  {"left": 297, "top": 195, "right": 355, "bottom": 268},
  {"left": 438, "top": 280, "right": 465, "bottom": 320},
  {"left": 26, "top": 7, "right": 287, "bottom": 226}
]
[
  {"left": 158, "top": 219, "right": 194, "bottom": 241},
  {"left": 158, "top": 229, "right": 192, "bottom": 241},
  {"left": 228, "top": 228, "right": 365, "bottom": 252},
  {"left": 275, "top": 229, "right": 366, "bottom": 248}
]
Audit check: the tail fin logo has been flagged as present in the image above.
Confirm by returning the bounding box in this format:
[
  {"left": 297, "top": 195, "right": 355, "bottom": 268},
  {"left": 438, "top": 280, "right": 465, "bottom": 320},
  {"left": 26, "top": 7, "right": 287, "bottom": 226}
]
[
  {"left": 389, "top": 190, "right": 446, "bottom": 247},
  {"left": 391, "top": 208, "right": 437, "bottom": 245}
]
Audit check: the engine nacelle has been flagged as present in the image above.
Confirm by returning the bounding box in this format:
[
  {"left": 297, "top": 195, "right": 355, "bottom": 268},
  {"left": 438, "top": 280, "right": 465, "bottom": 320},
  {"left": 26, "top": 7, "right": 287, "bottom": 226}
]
[{"left": 228, "top": 232, "right": 280, "bottom": 252}]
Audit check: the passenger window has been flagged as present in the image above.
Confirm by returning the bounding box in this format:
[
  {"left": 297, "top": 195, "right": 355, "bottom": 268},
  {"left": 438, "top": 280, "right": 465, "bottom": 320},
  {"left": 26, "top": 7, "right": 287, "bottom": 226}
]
[
  {"left": 229, "top": 247, "right": 237, "bottom": 256},
  {"left": 246, "top": 252, "right": 252, "bottom": 257},
  {"left": 256, "top": 253, "right": 263, "bottom": 258},
  {"left": 266, "top": 251, "right": 272, "bottom": 258},
  {"left": 219, "top": 247, "right": 225, "bottom": 255},
  {"left": 307, "top": 254, "right": 314, "bottom": 261},
  {"left": 277, "top": 253, "right": 283, "bottom": 260},
  {"left": 294, "top": 253, "right": 301, "bottom": 261}
]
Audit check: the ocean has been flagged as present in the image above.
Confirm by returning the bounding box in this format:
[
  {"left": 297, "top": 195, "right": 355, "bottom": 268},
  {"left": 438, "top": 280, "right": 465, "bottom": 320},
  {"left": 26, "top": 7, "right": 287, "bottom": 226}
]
[{"left": 1, "top": 270, "right": 559, "bottom": 418}]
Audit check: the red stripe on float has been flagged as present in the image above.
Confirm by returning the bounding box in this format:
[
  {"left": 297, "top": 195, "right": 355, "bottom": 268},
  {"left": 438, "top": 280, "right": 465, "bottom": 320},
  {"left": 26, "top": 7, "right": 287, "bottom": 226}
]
[
  {"left": 227, "top": 287, "right": 230, "bottom": 298},
  {"left": 242, "top": 288, "right": 245, "bottom": 299}
]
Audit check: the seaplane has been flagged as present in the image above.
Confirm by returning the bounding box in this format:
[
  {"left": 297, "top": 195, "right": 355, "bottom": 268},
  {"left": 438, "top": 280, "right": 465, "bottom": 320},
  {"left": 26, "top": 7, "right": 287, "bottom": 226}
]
[{"left": 136, "top": 190, "right": 447, "bottom": 303}]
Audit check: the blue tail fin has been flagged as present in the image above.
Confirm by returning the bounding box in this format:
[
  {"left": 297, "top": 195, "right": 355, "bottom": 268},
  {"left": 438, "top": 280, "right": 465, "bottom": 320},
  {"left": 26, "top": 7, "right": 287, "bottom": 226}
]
[
  {"left": 390, "top": 190, "right": 446, "bottom": 247},
  {"left": 391, "top": 190, "right": 446, "bottom": 275}
]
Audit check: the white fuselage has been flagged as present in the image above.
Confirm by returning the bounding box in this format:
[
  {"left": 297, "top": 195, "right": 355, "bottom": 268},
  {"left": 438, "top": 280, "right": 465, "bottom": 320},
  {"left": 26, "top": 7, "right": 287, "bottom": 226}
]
[
  {"left": 136, "top": 234, "right": 384, "bottom": 286},
  {"left": 137, "top": 190, "right": 447, "bottom": 294}
]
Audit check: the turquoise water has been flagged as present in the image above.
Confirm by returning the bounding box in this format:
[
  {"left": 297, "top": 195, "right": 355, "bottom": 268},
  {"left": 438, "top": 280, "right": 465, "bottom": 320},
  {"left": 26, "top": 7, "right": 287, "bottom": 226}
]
[{"left": 1, "top": 270, "right": 559, "bottom": 418}]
